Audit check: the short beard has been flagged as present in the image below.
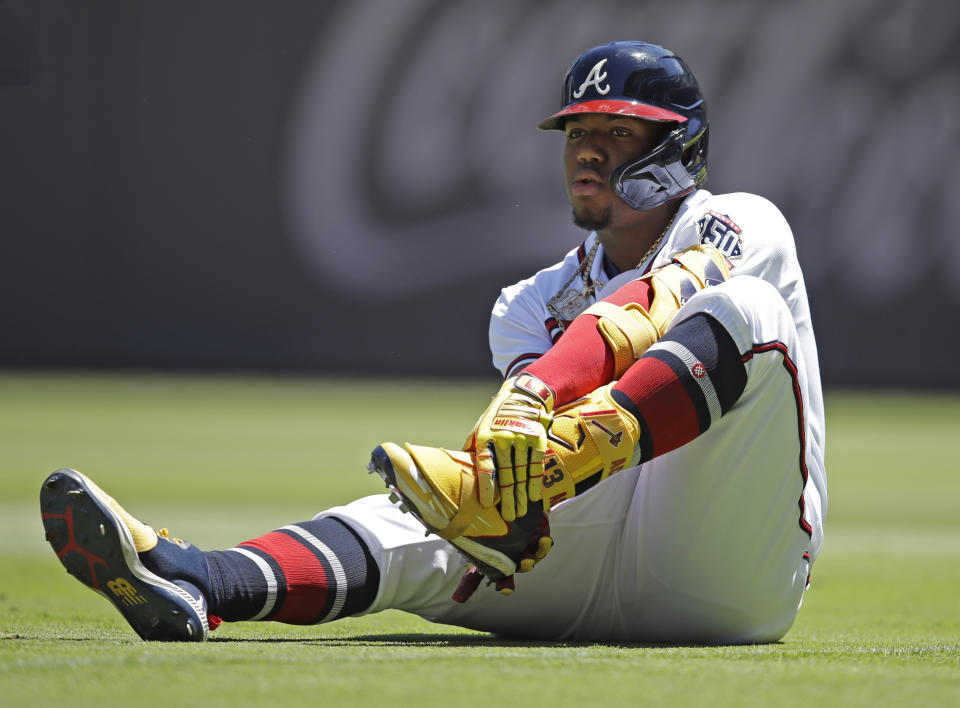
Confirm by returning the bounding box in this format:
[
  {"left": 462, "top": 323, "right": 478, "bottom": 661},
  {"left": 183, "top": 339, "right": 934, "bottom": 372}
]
[{"left": 571, "top": 205, "right": 612, "bottom": 232}]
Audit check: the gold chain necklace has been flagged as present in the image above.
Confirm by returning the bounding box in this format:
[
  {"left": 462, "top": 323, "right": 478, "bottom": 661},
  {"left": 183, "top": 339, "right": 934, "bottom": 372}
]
[
  {"left": 635, "top": 212, "right": 676, "bottom": 269},
  {"left": 546, "top": 213, "right": 677, "bottom": 331}
]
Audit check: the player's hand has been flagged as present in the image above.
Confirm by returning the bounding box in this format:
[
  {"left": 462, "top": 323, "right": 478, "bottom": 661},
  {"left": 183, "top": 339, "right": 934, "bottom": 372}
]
[
  {"left": 451, "top": 515, "right": 553, "bottom": 602},
  {"left": 467, "top": 373, "right": 555, "bottom": 522}
]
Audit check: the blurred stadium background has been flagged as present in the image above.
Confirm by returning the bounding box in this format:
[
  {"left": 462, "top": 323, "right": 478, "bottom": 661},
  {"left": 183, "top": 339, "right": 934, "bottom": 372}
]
[{"left": 1, "top": 0, "right": 958, "bottom": 386}]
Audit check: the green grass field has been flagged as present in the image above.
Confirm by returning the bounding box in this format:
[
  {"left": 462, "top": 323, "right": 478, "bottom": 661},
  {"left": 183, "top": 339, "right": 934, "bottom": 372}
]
[{"left": 2, "top": 371, "right": 958, "bottom": 707}]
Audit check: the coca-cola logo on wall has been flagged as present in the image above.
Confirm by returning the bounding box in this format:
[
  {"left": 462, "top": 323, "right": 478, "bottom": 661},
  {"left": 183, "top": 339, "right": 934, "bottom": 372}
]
[{"left": 283, "top": 0, "right": 960, "bottom": 302}]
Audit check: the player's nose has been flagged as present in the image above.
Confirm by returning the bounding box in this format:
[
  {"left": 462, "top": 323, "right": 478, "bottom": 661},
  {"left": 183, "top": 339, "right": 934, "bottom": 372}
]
[
  {"left": 576, "top": 135, "right": 606, "bottom": 164},
  {"left": 577, "top": 152, "right": 602, "bottom": 164}
]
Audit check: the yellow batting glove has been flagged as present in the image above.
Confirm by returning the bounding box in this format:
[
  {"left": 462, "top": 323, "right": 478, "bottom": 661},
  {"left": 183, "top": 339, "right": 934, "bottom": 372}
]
[{"left": 470, "top": 373, "right": 555, "bottom": 522}]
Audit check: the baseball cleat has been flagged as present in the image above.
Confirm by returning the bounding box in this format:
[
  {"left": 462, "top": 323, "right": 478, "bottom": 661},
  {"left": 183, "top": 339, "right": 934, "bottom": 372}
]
[
  {"left": 40, "top": 468, "right": 208, "bottom": 641},
  {"left": 368, "top": 443, "right": 549, "bottom": 582}
]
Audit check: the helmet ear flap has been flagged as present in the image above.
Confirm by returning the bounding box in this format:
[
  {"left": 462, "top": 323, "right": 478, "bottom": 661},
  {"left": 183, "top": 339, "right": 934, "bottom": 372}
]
[{"left": 611, "top": 129, "right": 696, "bottom": 211}]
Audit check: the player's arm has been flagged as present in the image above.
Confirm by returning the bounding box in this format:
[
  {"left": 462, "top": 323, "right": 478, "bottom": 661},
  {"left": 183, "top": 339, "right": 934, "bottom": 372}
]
[
  {"left": 473, "top": 245, "right": 730, "bottom": 520},
  {"left": 525, "top": 244, "right": 730, "bottom": 405},
  {"left": 474, "top": 287, "right": 557, "bottom": 521}
]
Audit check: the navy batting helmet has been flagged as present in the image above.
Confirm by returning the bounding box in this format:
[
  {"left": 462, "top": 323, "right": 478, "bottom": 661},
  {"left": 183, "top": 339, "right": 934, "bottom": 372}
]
[{"left": 539, "top": 41, "right": 708, "bottom": 211}]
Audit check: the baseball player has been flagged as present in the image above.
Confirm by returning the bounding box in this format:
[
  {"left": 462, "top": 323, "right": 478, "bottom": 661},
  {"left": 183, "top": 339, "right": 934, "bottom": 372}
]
[{"left": 40, "top": 41, "right": 825, "bottom": 644}]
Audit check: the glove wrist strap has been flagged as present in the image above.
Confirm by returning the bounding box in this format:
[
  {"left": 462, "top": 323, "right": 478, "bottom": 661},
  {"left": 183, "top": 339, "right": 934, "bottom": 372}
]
[{"left": 510, "top": 373, "right": 556, "bottom": 412}]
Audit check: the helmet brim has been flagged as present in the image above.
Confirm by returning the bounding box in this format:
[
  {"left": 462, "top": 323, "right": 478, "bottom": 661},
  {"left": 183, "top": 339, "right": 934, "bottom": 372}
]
[{"left": 537, "top": 99, "right": 688, "bottom": 131}]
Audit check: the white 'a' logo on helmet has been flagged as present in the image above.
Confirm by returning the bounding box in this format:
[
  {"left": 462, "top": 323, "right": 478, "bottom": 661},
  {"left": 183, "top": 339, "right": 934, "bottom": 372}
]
[{"left": 573, "top": 58, "right": 611, "bottom": 99}]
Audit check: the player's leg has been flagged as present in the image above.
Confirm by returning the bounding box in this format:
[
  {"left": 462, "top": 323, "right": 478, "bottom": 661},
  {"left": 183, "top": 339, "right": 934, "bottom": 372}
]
[
  {"left": 317, "top": 469, "right": 646, "bottom": 637},
  {"left": 40, "top": 466, "right": 627, "bottom": 640},
  {"left": 40, "top": 470, "right": 380, "bottom": 640},
  {"left": 153, "top": 516, "right": 379, "bottom": 625},
  {"left": 608, "top": 275, "right": 823, "bottom": 643}
]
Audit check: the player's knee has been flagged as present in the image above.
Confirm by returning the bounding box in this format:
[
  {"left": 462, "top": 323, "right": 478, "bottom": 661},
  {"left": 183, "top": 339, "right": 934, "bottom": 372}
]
[{"left": 671, "top": 276, "right": 795, "bottom": 355}]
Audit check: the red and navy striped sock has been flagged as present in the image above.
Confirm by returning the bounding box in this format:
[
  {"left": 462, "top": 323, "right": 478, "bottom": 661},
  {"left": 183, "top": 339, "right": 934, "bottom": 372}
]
[
  {"left": 204, "top": 517, "right": 379, "bottom": 624},
  {"left": 610, "top": 312, "right": 747, "bottom": 462}
]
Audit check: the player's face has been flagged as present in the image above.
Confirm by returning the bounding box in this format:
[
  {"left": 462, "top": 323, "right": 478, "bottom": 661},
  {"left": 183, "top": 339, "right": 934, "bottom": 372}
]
[{"left": 563, "top": 115, "right": 665, "bottom": 231}]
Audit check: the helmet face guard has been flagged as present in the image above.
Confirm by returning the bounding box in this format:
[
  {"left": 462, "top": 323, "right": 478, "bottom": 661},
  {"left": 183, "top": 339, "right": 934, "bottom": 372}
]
[{"left": 539, "top": 41, "right": 708, "bottom": 211}]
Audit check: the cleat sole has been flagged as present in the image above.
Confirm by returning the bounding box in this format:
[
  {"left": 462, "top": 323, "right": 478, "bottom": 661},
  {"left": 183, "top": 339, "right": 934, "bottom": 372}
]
[{"left": 39, "top": 468, "right": 207, "bottom": 642}]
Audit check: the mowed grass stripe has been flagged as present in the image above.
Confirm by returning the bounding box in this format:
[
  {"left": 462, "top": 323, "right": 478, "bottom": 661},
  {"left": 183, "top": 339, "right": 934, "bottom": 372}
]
[{"left": 2, "top": 372, "right": 958, "bottom": 707}]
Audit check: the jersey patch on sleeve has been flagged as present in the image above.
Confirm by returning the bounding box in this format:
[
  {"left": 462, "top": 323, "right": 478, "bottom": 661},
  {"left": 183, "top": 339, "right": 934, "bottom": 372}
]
[{"left": 697, "top": 210, "right": 743, "bottom": 259}]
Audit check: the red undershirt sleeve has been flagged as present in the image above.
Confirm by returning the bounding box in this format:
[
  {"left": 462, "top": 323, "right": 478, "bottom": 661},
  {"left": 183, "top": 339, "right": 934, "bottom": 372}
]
[{"left": 523, "top": 278, "right": 654, "bottom": 406}]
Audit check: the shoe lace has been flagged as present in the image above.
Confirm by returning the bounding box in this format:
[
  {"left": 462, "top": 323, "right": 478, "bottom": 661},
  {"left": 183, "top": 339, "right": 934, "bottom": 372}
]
[{"left": 156, "top": 528, "right": 184, "bottom": 545}]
